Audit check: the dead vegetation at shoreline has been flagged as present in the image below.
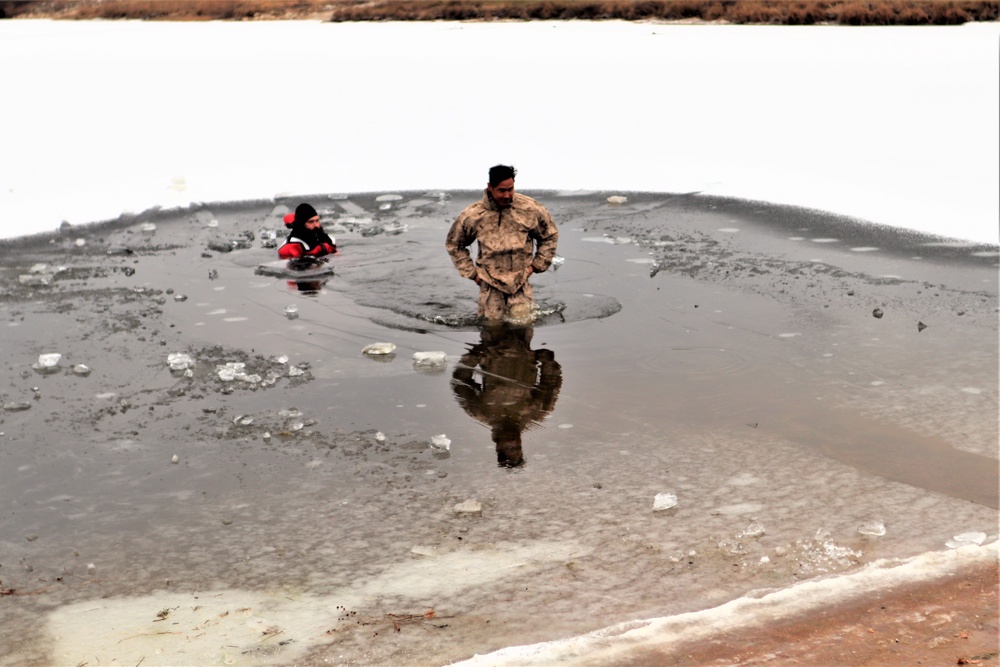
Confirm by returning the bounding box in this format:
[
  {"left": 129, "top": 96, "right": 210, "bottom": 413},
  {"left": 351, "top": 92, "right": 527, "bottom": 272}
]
[{"left": 1, "top": 0, "right": 997, "bottom": 24}]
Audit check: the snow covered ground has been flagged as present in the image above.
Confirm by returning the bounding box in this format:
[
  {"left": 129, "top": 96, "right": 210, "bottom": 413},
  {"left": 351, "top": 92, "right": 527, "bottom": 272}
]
[{"left": 1, "top": 19, "right": 998, "bottom": 244}]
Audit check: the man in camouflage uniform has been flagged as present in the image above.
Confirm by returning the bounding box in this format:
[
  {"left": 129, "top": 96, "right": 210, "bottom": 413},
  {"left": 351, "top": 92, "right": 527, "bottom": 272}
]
[{"left": 446, "top": 165, "right": 559, "bottom": 323}]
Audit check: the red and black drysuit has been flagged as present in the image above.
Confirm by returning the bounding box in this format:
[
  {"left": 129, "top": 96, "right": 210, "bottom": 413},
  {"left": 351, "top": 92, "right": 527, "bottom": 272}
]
[{"left": 278, "top": 213, "right": 337, "bottom": 259}]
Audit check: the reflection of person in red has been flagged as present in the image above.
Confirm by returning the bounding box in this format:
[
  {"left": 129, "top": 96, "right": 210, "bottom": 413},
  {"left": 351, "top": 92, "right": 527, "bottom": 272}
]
[
  {"left": 278, "top": 203, "right": 337, "bottom": 260},
  {"left": 451, "top": 325, "right": 562, "bottom": 468},
  {"left": 287, "top": 279, "right": 328, "bottom": 294}
]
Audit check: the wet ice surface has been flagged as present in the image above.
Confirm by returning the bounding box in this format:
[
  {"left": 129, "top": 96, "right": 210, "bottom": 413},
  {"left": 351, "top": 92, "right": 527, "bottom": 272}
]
[{"left": 0, "top": 192, "right": 996, "bottom": 666}]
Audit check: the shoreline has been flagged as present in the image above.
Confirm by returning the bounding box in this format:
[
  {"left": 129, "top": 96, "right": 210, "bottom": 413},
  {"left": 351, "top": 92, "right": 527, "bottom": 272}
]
[{"left": 449, "top": 542, "right": 999, "bottom": 666}]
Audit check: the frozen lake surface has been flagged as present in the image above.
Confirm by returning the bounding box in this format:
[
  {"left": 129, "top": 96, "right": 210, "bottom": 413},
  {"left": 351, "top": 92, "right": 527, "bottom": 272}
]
[{"left": 0, "top": 191, "right": 995, "bottom": 665}]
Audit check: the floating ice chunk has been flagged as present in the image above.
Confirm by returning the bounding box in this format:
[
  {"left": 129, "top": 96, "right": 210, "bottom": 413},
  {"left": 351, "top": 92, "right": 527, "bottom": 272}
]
[
  {"left": 551, "top": 255, "right": 565, "bottom": 267},
  {"left": 37, "top": 353, "right": 61, "bottom": 368},
  {"left": 375, "top": 194, "right": 403, "bottom": 202},
  {"left": 19, "top": 274, "right": 51, "bottom": 286},
  {"left": 278, "top": 408, "right": 302, "bottom": 418},
  {"left": 960, "top": 387, "right": 982, "bottom": 395},
  {"left": 74, "top": 238, "right": 86, "bottom": 247},
  {"left": 363, "top": 342, "right": 396, "bottom": 356},
  {"left": 167, "top": 353, "right": 194, "bottom": 371},
  {"left": 454, "top": 499, "right": 482, "bottom": 514},
  {"left": 945, "top": 531, "right": 987, "bottom": 549},
  {"left": 284, "top": 305, "right": 299, "bottom": 320},
  {"left": 3, "top": 402, "right": 31, "bottom": 412},
  {"left": 86, "top": 563, "right": 96, "bottom": 574},
  {"left": 607, "top": 195, "right": 628, "bottom": 205},
  {"left": 740, "top": 521, "right": 766, "bottom": 539},
  {"left": 288, "top": 366, "right": 305, "bottom": 377},
  {"left": 171, "top": 454, "right": 179, "bottom": 464},
  {"left": 375, "top": 432, "right": 386, "bottom": 442},
  {"left": 379, "top": 203, "right": 392, "bottom": 211},
  {"left": 140, "top": 222, "right": 156, "bottom": 232},
  {"left": 412, "top": 351, "right": 447, "bottom": 367},
  {"left": 173, "top": 293, "right": 188, "bottom": 302},
  {"left": 652, "top": 492, "right": 678, "bottom": 511},
  {"left": 857, "top": 519, "right": 886, "bottom": 537},
  {"left": 270, "top": 354, "right": 289, "bottom": 364},
  {"left": 72, "top": 364, "right": 91, "bottom": 376},
  {"left": 430, "top": 434, "right": 451, "bottom": 451}
]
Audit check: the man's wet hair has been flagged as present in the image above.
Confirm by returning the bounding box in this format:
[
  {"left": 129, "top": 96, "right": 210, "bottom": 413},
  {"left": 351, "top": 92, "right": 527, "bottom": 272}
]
[{"left": 489, "top": 164, "right": 517, "bottom": 186}]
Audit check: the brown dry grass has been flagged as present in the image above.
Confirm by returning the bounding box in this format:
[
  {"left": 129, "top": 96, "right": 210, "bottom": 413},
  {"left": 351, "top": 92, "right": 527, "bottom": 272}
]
[{"left": 1, "top": 0, "right": 997, "bottom": 24}]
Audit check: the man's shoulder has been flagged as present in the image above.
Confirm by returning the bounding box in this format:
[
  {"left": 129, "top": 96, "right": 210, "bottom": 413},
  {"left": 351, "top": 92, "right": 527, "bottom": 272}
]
[
  {"left": 457, "top": 196, "right": 491, "bottom": 218},
  {"left": 512, "top": 192, "right": 551, "bottom": 215}
]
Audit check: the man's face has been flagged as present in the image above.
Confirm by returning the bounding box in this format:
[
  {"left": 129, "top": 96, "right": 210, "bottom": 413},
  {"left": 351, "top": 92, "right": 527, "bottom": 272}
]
[
  {"left": 305, "top": 215, "right": 321, "bottom": 231},
  {"left": 487, "top": 178, "right": 515, "bottom": 208}
]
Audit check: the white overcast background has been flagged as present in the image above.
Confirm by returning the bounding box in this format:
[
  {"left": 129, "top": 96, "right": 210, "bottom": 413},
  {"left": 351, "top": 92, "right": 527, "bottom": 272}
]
[{"left": 1, "top": 19, "right": 997, "bottom": 244}]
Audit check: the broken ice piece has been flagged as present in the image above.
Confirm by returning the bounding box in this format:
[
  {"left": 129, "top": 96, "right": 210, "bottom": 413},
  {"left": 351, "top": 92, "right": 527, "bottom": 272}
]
[
  {"left": 72, "top": 364, "right": 92, "bottom": 376},
  {"left": 167, "top": 353, "right": 194, "bottom": 371},
  {"left": 857, "top": 519, "right": 886, "bottom": 537},
  {"left": 283, "top": 305, "right": 299, "bottom": 320},
  {"left": 607, "top": 195, "right": 628, "bottom": 205},
  {"left": 652, "top": 492, "right": 678, "bottom": 511},
  {"left": 430, "top": 434, "right": 451, "bottom": 451},
  {"left": 37, "top": 353, "right": 61, "bottom": 368},
  {"left": 412, "top": 351, "right": 447, "bottom": 367},
  {"left": 363, "top": 342, "right": 396, "bottom": 356},
  {"left": 375, "top": 432, "right": 386, "bottom": 442},
  {"left": 740, "top": 521, "right": 766, "bottom": 539},
  {"left": 945, "top": 531, "right": 987, "bottom": 549},
  {"left": 171, "top": 454, "right": 179, "bottom": 464},
  {"left": 453, "top": 499, "right": 482, "bottom": 514}
]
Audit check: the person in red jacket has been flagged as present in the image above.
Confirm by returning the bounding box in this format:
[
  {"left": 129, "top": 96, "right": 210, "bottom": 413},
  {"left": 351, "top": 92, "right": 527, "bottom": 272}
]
[{"left": 278, "top": 203, "right": 337, "bottom": 260}]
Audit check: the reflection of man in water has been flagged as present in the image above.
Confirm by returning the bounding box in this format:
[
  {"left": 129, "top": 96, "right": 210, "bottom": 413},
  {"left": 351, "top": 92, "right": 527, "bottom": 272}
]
[
  {"left": 446, "top": 165, "right": 559, "bottom": 323},
  {"left": 451, "top": 325, "right": 562, "bottom": 467}
]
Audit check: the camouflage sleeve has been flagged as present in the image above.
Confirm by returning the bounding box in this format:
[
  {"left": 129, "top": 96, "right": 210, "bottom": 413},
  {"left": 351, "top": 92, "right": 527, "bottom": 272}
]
[
  {"left": 530, "top": 205, "right": 559, "bottom": 273},
  {"left": 445, "top": 213, "right": 479, "bottom": 280}
]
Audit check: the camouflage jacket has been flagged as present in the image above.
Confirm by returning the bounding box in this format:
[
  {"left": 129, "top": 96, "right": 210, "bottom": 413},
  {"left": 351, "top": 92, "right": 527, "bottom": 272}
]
[{"left": 445, "top": 191, "right": 559, "bottom": 295}]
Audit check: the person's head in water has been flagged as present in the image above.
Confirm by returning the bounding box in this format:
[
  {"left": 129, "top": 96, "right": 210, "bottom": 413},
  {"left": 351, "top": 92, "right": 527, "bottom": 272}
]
[
  {"left": 492, "top": 421, "right": 524, "bottom": 468},
  {"left": 487, "top": 165, "right": 516, "bottom": 209},
  {"left": 293, "top": 203, "right": 321, "bottom": 231}
]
